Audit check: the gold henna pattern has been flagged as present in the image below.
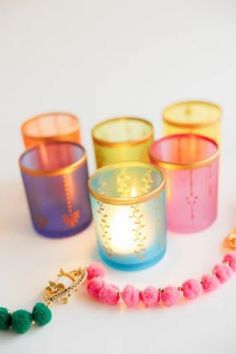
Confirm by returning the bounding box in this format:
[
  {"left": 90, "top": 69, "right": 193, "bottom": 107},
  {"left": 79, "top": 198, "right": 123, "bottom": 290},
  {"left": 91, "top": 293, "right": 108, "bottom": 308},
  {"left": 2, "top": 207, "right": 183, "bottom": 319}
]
[
  {"left": 130, "top": 204, "right": 146, "bottom": 259},
  {"left": 116, "top": 169, "right": 131, "bottom": 197},
  {"left": 62, "top": 175, "right": 80, "bottom": 228},
  {"left": 141, "top": 168, "right": 153, "bottom": 194},
  {"left": 97, "top": 201, "right": 113, "bottom": 257}
]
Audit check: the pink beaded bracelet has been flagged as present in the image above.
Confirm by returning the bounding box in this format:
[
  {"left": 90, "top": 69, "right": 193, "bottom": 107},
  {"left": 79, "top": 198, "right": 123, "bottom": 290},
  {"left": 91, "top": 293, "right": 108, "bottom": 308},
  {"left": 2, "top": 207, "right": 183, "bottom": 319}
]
[{"left": 85, "top": 253, "right": 236, "bottom": 308}]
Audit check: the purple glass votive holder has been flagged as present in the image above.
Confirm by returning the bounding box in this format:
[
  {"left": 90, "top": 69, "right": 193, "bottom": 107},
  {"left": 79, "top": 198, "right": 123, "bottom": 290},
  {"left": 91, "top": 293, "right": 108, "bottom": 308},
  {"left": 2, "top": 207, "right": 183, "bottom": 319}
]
[{"left": 19, "top": 142, "right": 92, "bottom": 238}]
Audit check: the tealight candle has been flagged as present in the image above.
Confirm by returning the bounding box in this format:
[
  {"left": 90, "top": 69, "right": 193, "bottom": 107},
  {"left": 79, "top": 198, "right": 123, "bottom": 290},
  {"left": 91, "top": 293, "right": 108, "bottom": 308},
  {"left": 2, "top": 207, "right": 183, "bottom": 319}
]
[
  {"left": 19, "top": 142, "right": 92, "bottom": 238},
  {"left": 89, "top": 162, "right": 166, "bottom": 271},
  {"left": 21, "top": 112, "right": 81, "bottom": 149},
  {"left": 163, "top": 101, "right": 221, "bottom": 143},
  {"left": 92, "top": 117, "right": 154, "bottom": 168},
  {"left": 149, "top": 134, "right": 219, "bottom": 233}
]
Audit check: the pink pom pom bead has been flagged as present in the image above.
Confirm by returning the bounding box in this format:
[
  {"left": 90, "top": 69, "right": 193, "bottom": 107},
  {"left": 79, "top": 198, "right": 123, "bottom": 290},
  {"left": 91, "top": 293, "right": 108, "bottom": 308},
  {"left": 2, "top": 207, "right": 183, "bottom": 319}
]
[
  {"left": 161, "top": 287, "right": 180, "bottom": 307},
  {"left": 87, "top": 262, "right": 105, "bottom": 280},
  {"left": 98, "top": 284, "right": 120, "bottom": 305},
  {"left": 140, "top": 286, "right": 160, "bottom": 307},
  {"left": 213, "top": 263, "right": 233, "bottom": 284},
  {"left": 201, "top": 275, "right": 219, "bottom": 293},
  {"left": 182, "top": 279, "right": 203, "bottom": 300},
  {"left": 87, "top": 277, "right": 105, "bottom": 299},
  {"left": 121, "top": 285, "right": 140, "bottom": 307},
  {"left": 223, "top": 254, "right": 236, "bottom": 272}
]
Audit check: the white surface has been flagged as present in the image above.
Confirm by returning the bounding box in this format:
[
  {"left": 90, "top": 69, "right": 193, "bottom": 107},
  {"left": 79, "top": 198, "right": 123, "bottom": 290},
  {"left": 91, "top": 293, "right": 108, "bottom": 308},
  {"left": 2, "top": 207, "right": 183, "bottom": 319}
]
[{"left": 0, "top": 1, "right": 236, "bottom": 353}]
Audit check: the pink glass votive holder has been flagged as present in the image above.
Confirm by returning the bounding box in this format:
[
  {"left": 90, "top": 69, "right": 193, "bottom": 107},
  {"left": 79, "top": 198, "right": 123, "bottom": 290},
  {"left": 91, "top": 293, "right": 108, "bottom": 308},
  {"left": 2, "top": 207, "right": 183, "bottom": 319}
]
[{"left": 149, "top": 134, "right": 219, "bottom": 233}]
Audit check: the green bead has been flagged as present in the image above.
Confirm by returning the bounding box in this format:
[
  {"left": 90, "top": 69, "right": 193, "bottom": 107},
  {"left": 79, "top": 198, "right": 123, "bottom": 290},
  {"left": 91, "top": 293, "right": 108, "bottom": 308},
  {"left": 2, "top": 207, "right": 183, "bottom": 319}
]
[
  {"left": 32, "top": 303, "right": 52, "bottom": 327},
  {"left": 0, "top": 307, "right": 11, "bottom": 330},
  {"left": 11, "top": 310, "right": 32, "bottom": 334}
]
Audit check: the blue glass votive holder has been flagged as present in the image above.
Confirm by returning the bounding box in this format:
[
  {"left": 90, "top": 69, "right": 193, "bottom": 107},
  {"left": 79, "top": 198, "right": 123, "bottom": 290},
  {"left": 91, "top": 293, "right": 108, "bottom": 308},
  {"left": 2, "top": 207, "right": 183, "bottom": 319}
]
[
  {"left": 19, "top": 142, "right": 92, "bottom": 238},
  {"left": 88, "top": 162, "right": 166, "bottom": 271}
]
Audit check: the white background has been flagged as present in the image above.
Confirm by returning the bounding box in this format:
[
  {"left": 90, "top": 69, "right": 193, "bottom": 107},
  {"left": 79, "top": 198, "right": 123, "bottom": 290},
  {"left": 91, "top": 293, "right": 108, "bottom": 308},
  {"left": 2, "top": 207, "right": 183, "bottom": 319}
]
[{"left": 0, "top": 1, "right": 236, "bottom": 353}]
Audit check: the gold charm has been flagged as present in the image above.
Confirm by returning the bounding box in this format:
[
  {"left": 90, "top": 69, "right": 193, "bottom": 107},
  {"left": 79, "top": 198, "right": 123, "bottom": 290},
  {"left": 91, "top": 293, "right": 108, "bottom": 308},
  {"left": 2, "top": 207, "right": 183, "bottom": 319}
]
[
  {"left": 43, "top": 267, "right": 87, "bottom": 306},
  {"left": 224, "top": 228, "right": 236, "bottom": 251}
]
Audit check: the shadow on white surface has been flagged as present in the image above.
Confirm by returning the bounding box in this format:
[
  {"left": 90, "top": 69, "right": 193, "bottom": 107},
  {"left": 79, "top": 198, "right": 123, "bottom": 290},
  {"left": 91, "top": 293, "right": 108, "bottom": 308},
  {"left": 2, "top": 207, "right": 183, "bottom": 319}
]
[{"left": 0, "top": 181, "right": 32, "bottom": 236}]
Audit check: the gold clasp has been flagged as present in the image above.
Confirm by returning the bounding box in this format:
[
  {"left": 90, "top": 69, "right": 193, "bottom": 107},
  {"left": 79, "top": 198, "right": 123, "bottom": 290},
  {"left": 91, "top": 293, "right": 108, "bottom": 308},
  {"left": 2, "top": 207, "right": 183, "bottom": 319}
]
[
  {"left": 43, "top": 267, "right": 87, "bottom": 306},
  {"left": 224, "top": 228, "right": 236, "bottom": 251}
]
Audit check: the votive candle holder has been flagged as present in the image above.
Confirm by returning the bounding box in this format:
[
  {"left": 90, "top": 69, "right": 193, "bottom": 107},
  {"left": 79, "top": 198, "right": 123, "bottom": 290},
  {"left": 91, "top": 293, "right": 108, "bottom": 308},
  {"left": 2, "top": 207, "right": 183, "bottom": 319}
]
[
  {"left": 21, "top": 112, "right": 81, "bottom": 149},
  {"left": 149, "top": 134, "right": 219, "bottom": 233},
  {"left": 92, "top": 117, "right": 154, "bottom": 168},
  {"left": 19, "top": 142, "right": 92, "bottom": 238},
  {"left": 163, "top": 101, "right": 221, "bottom": 143},
  {"left": 89, "top": 162, "right": 166, "bottom": 271}
]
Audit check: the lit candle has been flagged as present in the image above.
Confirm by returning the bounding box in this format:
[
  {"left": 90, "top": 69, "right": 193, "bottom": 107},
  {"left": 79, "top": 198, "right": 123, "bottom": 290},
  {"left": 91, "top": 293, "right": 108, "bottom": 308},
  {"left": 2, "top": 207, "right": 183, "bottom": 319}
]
[{"left": 89, "top": 162, "right": 166, "bottom": 271}]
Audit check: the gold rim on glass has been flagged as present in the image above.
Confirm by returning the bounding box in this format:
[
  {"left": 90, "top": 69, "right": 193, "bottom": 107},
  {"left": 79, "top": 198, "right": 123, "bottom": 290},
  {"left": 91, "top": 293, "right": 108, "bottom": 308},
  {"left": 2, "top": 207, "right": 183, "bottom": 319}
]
[
  {"left": 92, "top": 117, "right": 154, "bottom": 148},
  {"left": 163, "top": 100, "right": 221, "bottom": 129},
  {"left": 21, "top": 112, "right": 80, "bottom": 140},
  {"left": 19, "top": 142, "right": 87, "bottom": 177},
  {"left": 88, "top": 161, "right": 165, "bottom": 205},
  {"left": 149, "top": 134, "right": 220, "bottom": 171},
  {"left": 224, "top": 229, "right": 236, "bottom": 250}
]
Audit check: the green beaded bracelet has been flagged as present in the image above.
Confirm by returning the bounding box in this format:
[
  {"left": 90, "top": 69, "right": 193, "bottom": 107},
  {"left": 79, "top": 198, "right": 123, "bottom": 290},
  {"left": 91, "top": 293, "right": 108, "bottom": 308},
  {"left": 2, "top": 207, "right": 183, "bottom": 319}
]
[
  {"left": 0, "top": 307, "right": 11, "bottom": 331},
  {"left": 32, "top": 303, "right": 52, "bottom": 327},
  {"left": 0, "top": 267, "right": 87, "bottom": 335},
  {"left": 0, "top": 303, "right": 52, "bottom": 335}
]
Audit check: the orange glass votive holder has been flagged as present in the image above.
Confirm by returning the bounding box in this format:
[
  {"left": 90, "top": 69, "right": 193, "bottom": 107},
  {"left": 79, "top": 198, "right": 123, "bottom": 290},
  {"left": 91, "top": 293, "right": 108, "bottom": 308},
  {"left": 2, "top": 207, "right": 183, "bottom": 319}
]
[
  {"left": 21, "top": 112, "right": 81, "bottom": 149},
  {"left": 163, "top": 101, "right": 221, "bottom": 143},
  {"left": 92, "top": 117, "right": 154, "bottom": 168}
]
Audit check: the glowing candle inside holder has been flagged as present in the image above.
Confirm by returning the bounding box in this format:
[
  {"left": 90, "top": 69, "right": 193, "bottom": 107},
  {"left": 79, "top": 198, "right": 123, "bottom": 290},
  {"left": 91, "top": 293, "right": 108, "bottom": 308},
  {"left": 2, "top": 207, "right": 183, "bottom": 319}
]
[{"left": 89, "top": 162, "right": 166, "bottom": 271}]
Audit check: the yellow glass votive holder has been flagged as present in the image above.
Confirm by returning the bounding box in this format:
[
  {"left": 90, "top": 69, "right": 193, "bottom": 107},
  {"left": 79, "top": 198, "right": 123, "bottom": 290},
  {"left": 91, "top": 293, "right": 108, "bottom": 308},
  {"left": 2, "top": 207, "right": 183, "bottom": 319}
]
[
  {"left": 163, "top": 101, "right": 221, "bottom": 143},
  {"left": 21, "top": 112, "right": 81, "bottom": 149},
  {"left": 92, "top": 117, "right": 154, "bottom": 168},
  {"left": 89, "top": 162, "right": 166, "bottom": 271}
]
